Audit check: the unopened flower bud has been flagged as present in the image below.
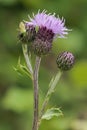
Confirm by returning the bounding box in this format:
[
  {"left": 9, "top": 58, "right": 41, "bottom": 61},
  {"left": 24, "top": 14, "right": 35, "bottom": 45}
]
[
  {"left": 18, "top": 22, "right": 36, "bottom": 44},
  {"left": 56, "top": 51, "right": 75, "bottom": 71},
  {"left": 32, "top": 27, "right": 54, "bottom": 56}
]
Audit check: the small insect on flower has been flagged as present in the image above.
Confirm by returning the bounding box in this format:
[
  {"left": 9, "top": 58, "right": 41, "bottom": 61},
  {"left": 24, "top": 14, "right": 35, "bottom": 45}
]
[
  {"left": 18, "top": 22, "right": 36, "bottom": 44},
  {"left": 26, "top": 10, "right": 69, "bottom": 56},
  {"left": 19, "top": 22, "right": 26, "bottom": 33}
]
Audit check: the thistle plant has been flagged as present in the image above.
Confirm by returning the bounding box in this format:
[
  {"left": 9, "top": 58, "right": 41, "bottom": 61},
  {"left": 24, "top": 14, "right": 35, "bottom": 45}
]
[{"left": 17, "top": 10, "right": 75, "bottom": 130}]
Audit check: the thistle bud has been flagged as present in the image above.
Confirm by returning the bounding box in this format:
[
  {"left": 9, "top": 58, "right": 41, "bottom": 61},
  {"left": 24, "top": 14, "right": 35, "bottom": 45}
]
[
  {"left": 32, "top": 27, "right": 54, "bottom": 56},
  {"left": 56, "top": 51, "right": 75, "bottom": 71},
  {"left": 18, "top": 22, "right": 36, "bottom": 44}
]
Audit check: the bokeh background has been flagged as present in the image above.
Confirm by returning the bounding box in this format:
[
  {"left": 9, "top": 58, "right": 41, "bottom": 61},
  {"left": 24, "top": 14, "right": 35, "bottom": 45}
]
[{"left": 0, "top": 0, "right": 87, "bottom": 130}]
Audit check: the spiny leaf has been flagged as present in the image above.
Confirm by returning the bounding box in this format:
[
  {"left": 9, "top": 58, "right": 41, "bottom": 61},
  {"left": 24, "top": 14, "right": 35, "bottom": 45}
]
[
  {"left": 49, "top": 76, "right": 55, "bottom": 88},
  {"left": 13, "top": 57, "right": 32, "bottom": 79},
  {"left": 42, "top": 108, "right": 63, "bottom": 120}
]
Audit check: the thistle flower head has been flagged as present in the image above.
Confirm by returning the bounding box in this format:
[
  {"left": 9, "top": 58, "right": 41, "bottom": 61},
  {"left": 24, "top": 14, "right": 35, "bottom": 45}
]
[
  {"left": 56, "top": 51, "right": 75, "bottom": 71},
  {"left": 28, "top": 10, "right": 68, "bottom": 38},
  {"left": 25, "top": 10, "right": 69, "bottom": 56}
]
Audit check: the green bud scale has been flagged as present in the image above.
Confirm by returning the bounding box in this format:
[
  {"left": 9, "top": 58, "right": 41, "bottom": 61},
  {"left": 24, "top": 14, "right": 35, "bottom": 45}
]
[{"left": 56, "top": 51, "right": 75, "bottom": 71}]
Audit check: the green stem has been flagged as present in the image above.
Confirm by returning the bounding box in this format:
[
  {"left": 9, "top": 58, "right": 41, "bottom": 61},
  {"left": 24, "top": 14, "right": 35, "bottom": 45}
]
[
  {"left": 22, "top": 44, "right": 33, "bottom": 76},
  {"left": 32, "top": 56, "right": 41, "bottom": 130},
  {"left": 38, "top": 70, "right": 63, "bottom": 126}
]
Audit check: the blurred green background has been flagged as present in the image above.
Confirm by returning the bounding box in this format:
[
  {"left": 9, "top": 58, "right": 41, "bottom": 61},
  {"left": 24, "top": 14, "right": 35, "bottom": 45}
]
[{"left": 0, "top": 0, "right": 87, "bottom": 130}]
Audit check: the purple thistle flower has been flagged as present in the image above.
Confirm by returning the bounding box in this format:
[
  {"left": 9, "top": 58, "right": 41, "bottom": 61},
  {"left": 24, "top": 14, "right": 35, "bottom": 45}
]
[
  {"left": 26, "top": 10, "right": 69, "bottom": 56},
  {"left": 28, "top": 10, "right": 68, "bottom": 38}
]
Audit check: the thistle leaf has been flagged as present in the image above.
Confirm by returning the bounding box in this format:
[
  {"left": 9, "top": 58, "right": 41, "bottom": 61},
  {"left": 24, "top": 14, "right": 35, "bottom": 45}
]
[
  {"left": 49, "top": 76, "right": 55, "bottom": 88},
  {"left": 13, "top": 57, "right": 32, "bottom": 79},
  {"left": 42, "top": 108, "right": 63, "bottom": 120}
]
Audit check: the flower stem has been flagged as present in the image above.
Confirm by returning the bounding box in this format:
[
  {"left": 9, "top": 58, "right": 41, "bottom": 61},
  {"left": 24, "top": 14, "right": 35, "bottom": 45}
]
[
  {"left": 38, "top": 70, "right": 63, "bottom": 126},
  {"left": 22, "top": 44, "right": 33, "bottom": 76},
  {"left": 32, "top": 56, "right": 41, "bottom": 130}
]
